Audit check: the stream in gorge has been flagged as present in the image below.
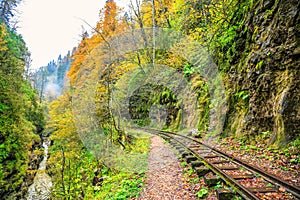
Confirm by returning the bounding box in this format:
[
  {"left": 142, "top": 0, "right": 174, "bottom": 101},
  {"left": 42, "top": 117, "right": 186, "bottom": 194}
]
[{"left": 27, "top": 138, "right": 53, "bottom": 200}]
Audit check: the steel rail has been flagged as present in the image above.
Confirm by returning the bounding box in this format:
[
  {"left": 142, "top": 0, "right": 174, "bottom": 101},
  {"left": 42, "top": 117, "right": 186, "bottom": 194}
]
[
  {"left": 137, "top": 127, "right": 300, "bottom": 200},
  {"left": 159, "top": 130, "right": 300, "bottom": 199}
]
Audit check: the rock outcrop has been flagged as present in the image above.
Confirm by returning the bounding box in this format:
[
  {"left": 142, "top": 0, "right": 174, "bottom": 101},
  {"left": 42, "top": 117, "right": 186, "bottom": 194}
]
[{"left": 224, "top": 0, "right": 299, "bottom": 145}]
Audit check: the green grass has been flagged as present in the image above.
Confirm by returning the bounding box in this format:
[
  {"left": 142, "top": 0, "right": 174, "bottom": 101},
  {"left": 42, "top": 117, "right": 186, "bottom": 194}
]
[
  {"left": 91, "top": 171, "right": 145, "bottom": 200},
  {"left": 92, "top": 134, "right": 151, "bottom": 199},
  {"left": 49, "top": 132, "right": 151, "bottom": 199}
]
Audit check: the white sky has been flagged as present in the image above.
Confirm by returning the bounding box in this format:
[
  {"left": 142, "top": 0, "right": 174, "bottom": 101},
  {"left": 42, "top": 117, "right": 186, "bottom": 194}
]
[{"left": 17, "top": 0, "right": 128, "bottom": 69}]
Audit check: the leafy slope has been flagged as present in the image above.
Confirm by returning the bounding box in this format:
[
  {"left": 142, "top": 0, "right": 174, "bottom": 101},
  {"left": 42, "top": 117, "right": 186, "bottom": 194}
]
[{"left": 0, "top": 21, "right": 45, "bottom": 198}]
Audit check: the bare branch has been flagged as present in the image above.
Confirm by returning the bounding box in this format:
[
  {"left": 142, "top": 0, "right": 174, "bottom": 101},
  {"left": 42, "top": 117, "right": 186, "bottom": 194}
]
[{"left": 78, "top": 17, "right": 111, "bottom": 48}]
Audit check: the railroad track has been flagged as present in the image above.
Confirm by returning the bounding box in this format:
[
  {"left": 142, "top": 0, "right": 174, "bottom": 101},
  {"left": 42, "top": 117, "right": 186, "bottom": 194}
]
[{"left": 138, "top": 128, "right": 300, "bottom": 200}]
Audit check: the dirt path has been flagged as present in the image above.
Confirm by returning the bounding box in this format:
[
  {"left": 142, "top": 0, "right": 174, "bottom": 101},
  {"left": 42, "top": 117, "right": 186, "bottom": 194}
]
[{"left": 138, "top": 135, "right": 196, "bottom": 200}]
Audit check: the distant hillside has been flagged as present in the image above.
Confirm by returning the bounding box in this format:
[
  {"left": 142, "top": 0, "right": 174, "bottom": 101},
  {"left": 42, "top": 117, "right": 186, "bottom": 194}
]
[{"left": 31, "top": 50, "right": 73, "bottom": 101}]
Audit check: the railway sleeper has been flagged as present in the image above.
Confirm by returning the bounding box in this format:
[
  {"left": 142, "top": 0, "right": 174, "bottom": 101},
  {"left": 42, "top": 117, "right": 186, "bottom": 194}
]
[
  {"left": 216, "top": 188, "right": 236, "bottom": 200},
  {"left": 218, "top": 166, "right": 239, "bottom": 170},
  {"left": 169, "top": 141, "right": 177, "bottom": 146},
  {"left": 203, "top": 154, "right": 219, "bottom": 158},
  {"left": 248, "top": 187, "right": 278, "bottom": 193},
  {"left": 190, "top": 160, "right": 204, "bottom": 168},
  {"left": 185, "top": 155, "right": 197, "bottom": 163},
  {"left": 177, "top": 149, "right": 186, "bottom": 154},
  {"left": 194, "top": 148, "right": 211, "bottom": 152},
  {"left": 174, "top": 146, "right": 184, "bottom": 151},
  {"left": 195, "top": 166, "right": 210, "bottom": 177},
  {"left": 231, "top": 174, "right": 254, "bottom": 179},
  {"left": 176, "top": 149, "right": 185, "bottom": 154},
  {"left": 174, "top": 145, "right": 183, "bottom": 150},
  {"left": 190, "top": 147, "right": 202, "bottom": 151},
  {"left": 161, "top": 136, "right": 170, "bottom": 141},
  {"left": 188, "top": 144, "right": 201, "bottom": 148},
  {"left": 204, "top": 172, "right": 221, "bottom": 187},
  {"left": 181, "top": 151, "right": 192, "bottom": 158},
  {"left": 211, "top": 160, "right": 229, "bottom": 164},
  {"left": 169, "top": 142, "right": 180, "bottom": 147},
  {"left": 197, "top": 151, "right": 212, "bottom": 154}
]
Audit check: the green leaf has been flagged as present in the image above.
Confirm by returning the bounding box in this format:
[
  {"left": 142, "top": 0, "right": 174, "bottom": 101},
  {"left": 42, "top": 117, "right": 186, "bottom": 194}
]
[
  {"left": 197, "top": 187, "right": 208, "bottom": 198},
  {"left": 290, "top": 159, "right": 297, "bottom": 163}
]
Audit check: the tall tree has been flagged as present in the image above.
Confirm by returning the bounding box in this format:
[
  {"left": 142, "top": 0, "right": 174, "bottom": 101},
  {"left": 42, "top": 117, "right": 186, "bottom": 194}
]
[{"left": 0, "top": 0, "right": 21, "bottom": 24}]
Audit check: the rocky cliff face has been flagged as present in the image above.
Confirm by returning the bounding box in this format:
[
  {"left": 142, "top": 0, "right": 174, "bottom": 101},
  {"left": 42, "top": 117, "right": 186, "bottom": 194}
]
[{"left": 224, "top": 0, "right": 299, "bottom": 145}]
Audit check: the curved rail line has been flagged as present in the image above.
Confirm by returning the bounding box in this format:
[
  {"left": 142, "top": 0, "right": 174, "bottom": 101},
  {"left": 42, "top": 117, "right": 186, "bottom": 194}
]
[{"left": 138, "top": 128, "right": 300, "bottom": 200}]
